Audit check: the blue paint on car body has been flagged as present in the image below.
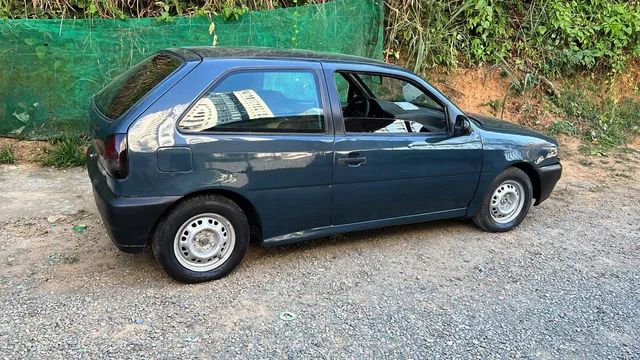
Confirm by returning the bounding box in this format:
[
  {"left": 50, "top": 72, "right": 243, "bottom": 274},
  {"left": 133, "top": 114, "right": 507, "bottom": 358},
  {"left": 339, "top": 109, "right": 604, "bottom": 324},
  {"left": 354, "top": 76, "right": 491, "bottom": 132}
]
[{"left": 87, "top": 47, "right": 562, "bottom": 254}]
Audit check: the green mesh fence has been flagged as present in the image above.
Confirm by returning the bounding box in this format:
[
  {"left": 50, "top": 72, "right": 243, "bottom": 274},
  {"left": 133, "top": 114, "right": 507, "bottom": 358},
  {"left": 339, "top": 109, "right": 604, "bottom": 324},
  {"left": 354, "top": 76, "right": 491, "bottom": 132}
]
[{"left": 0, "top": 0, "right": 383, "bottom": 138}]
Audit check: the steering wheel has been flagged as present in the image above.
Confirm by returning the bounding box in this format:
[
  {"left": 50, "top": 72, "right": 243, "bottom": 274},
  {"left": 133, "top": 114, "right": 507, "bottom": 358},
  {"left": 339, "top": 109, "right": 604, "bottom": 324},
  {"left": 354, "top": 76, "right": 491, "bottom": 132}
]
[{"left": 344, "top": 98, "right": 370, "bottom": 118}]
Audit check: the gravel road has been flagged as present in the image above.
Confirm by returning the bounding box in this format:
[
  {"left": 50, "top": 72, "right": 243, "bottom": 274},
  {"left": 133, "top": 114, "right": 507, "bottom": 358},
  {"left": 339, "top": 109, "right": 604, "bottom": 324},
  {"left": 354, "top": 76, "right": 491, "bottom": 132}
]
[{"left": 0, "top": 159, "right": 638, "bottom": 359}]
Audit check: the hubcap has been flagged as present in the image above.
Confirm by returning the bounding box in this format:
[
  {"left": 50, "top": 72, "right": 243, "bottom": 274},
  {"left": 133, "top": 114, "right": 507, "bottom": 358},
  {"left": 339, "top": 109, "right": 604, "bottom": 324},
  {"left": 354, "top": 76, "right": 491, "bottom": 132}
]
[
  {"left": 173, "top": 213, "right": 235, "bottom": 272},
  {"left": 489, "top": 180, "right": 525, "bottom": 224}
]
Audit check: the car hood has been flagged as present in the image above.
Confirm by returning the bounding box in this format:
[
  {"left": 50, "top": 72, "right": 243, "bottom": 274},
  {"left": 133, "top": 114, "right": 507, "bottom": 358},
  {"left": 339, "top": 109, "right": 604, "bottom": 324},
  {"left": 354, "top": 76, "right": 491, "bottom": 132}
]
[{"left": 468, "top": 113, "right": 558, "bottom": 145}]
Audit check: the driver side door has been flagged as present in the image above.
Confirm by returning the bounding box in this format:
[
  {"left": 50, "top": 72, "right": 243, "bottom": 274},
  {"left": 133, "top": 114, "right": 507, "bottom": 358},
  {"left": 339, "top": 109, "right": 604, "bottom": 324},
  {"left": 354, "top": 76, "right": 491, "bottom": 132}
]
[{"left": 326, "top": 66, "right": 483, "bottom": 225}]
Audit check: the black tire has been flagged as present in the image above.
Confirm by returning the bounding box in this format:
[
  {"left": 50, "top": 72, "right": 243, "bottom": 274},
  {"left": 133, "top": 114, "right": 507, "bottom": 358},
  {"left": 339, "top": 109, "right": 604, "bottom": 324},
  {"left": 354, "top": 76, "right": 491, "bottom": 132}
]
[
  {"left": 473, "top": 167, "right": 533, "bottom": 232},
  {"left": 152, "top": 195, "right": 249, "bottom": 283}
]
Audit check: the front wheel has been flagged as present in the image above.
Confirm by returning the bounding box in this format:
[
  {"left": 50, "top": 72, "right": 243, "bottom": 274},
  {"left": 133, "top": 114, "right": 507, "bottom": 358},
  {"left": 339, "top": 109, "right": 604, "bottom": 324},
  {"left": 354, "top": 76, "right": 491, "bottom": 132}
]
[
  {"left": 152, "top": 195, "right": 249, "bottom": 283},
  {"left": 473, "top": 167, "right": 533, "bottom": 232}
]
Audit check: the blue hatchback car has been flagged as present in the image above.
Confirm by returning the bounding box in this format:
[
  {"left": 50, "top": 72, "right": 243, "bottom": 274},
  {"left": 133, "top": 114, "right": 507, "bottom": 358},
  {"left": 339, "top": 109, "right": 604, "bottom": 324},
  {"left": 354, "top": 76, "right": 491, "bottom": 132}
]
[{"left": 87, "top": 47, "right": 562, "bottom": 283}]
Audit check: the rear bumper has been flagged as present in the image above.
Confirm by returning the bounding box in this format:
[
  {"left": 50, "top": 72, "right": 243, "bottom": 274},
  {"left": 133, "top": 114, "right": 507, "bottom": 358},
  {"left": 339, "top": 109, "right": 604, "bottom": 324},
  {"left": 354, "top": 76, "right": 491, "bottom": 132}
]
[
  {"left": 535, "top": 163, "right": 562, "bottom": 205},
  {"left": 87, "top": 148, "right": 179, "bottom": 253}
]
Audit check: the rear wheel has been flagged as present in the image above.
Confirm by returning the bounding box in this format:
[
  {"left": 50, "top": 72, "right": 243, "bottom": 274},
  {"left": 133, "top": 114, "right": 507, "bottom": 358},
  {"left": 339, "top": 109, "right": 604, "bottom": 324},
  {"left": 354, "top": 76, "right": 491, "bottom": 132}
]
[
  {"left": 473, "top": 167, "right": 533, "bottom": 232},
  {"left": 152, "top": 195, "right": 249, "bottom": 283}
]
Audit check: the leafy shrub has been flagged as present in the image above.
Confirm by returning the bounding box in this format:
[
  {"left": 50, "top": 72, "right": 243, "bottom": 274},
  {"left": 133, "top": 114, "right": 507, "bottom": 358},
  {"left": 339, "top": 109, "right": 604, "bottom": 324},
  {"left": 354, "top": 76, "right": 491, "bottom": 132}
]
[
  {"left": 464, "top": 0, "right": 511, "bottom": 64},
  {"left": 535, "top": 0, "right": 640, "bottom": 74},
  {"left": 385, "top": 0, "right": 640, "bottom": 75},
  {"left": 41, "top": 135, "right": 87, "bottom": 168}
]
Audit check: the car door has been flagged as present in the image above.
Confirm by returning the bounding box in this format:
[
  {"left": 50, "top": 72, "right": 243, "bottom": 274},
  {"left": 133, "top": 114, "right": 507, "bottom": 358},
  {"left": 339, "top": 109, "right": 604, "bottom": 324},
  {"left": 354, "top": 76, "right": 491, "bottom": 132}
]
[
  {"left": 324, "top": 64, "right": 482, "bottom": 225},
  {"left": 172, "top": 60, "right": 335, "bottom": 241}
]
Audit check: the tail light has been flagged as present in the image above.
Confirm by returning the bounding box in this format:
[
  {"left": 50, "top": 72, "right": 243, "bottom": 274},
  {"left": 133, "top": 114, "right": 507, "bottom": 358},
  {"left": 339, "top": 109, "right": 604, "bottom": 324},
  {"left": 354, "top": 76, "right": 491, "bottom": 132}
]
[{"left": 102, "top": 134, "right": 128, "bottom": 179}]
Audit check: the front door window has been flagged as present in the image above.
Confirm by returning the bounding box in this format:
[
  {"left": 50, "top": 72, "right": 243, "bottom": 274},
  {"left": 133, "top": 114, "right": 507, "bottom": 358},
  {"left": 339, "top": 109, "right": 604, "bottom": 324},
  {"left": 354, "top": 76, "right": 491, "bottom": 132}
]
[{"left": 334, "top": 72, "right": 448, "bottom": 134}]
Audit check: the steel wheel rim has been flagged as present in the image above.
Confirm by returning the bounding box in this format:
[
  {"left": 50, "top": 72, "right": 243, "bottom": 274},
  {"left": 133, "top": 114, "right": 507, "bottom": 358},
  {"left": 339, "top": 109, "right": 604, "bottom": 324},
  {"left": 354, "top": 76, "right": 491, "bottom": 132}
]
[
  {"left": 173, "top": 213, "right": 235, "bottom": 272},
  {"left": 489, "top": 180, "right": 525, "bottom": 224}
]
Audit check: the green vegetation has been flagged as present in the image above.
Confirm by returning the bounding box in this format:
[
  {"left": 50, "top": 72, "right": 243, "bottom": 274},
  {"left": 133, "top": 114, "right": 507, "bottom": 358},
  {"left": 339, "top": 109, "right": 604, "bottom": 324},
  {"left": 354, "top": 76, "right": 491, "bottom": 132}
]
[
  {"left": 384, "top": 0, "right": 640, "bottom": 154},
  {"left": 0, "top": 0, "right": 316, "bottom": 20},
  {"left": 0, "top": 144, "right": 15, "bottom": 164},
  {"left": 8, "top": 0, "right": 635, "bottom": 75},
  {"left": 2, "top": 0, "right": 637, "bottom": 76},
  {"left": 549, "top": 84, "right": 640, "bottom": 154},
  {"left": 385, "top": 0, "right": 640, "bottom": 75},
  {"left": 0, "top": 0, "right": 638, "bottom": 155},
  {"left": 41, "top": 135, "right": 87, "bottom": 168},
  {"left": 547, "top": 120, "right": 579, "bottom": 137},
  {"left": 1, "top": 0, "right": 380, "bottom": 140}
]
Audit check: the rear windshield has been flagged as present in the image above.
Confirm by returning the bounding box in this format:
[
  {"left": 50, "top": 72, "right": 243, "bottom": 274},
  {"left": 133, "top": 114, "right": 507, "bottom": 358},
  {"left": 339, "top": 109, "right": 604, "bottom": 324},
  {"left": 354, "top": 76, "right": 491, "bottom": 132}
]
[{"left": 94, "top": 53, "right": 182, "bottom": 120}]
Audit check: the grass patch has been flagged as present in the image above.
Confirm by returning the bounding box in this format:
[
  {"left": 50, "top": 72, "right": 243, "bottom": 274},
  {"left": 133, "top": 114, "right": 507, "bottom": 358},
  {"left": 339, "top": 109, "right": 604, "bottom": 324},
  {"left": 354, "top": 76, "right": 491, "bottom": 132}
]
[
  {"left": 0, "top": 144, "right": 15, "bottom": 164},
  {"left": 554, "top": 85, "right": 640, "bottom": 154},
  {"left": 41, "top": 135, "right": 87, "bottom": 168},
  {"left": 546, "top": 120, "right": 579, "bottom": 137}
]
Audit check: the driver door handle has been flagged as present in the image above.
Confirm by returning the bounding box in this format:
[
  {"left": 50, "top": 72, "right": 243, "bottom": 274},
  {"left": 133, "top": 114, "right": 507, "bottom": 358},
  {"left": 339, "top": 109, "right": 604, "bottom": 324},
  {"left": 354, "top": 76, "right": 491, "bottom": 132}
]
[{"left": 338, "top": 154, "right": 367, "bottom": 167}]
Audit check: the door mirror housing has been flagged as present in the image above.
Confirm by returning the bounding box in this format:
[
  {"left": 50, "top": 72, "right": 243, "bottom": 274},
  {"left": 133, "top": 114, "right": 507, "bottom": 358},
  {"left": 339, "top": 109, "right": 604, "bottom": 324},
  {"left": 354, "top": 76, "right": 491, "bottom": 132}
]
[{"left": 453, "top": 115, "right": 471, "bottom": 136}]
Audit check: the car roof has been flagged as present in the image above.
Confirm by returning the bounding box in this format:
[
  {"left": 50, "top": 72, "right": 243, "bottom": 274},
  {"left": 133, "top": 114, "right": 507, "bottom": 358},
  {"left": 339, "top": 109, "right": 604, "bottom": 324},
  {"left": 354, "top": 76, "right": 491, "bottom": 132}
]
[{"left": 172, "top": 46, "right": 400, "bottom": 69}]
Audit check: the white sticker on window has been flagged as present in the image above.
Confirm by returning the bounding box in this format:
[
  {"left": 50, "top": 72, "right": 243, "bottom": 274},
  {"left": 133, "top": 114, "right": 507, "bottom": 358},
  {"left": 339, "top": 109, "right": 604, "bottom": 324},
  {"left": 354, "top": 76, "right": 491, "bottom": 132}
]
[
  {"left": 375, "top": 120, "right": 410, "bottom": 133},
  {"left": 394, "top": 102, "right": 420, "bottom": 111},
  {"left": 300, "top": 107, "right": 324, "bottom": 116}
]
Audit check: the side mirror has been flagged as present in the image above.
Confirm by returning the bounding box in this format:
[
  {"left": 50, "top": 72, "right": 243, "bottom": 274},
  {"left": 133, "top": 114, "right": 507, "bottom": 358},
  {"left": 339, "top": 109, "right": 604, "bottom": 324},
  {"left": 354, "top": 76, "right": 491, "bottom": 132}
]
[{"left": 453, "top": 115, "right": 471, "bottom": 136}]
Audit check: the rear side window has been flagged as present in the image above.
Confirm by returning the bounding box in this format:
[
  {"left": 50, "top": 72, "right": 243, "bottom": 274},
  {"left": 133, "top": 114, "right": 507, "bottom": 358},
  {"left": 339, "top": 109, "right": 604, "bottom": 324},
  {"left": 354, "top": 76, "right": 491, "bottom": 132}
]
[
  {"left": 95, "top": 53, "right": 182, "bottom": 120},
  {"left": 178, "top": 70, "right": 324, "bottom": 133}
]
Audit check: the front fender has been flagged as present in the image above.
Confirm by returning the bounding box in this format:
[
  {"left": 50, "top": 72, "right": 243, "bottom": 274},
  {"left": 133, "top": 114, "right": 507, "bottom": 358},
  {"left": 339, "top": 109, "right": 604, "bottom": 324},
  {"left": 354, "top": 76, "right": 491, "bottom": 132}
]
[{"left": 465, "top": 125, "right": 560, "bottom": 217}]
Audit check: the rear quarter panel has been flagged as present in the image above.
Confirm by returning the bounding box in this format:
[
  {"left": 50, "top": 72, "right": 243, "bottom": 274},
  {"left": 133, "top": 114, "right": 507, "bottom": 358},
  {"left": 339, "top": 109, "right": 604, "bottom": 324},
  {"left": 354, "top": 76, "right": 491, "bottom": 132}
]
[{"left": 89, "top": 50, "right": 200, "bottom": 196}]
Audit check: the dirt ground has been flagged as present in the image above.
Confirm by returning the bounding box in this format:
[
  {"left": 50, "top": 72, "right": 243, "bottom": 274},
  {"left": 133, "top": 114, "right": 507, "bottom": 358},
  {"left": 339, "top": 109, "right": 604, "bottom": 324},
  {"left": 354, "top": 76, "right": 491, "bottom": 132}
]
[
  {"left": 0, "top": 150, "right": 638, "bottom": 358},
  {"left": 0, "top": 137, "right": 49, "bottom": 164},
  {"left": 1, "top": 62, "right": 639, "bottom": 356}
]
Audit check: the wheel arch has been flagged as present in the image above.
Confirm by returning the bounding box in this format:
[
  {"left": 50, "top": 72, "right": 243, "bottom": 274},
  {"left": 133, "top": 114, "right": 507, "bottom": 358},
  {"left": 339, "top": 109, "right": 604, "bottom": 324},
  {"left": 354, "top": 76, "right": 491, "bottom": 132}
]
[
  {"left": 466, "top": 161, "right": 542, "bottom": 219},
  {"left": 511, "top": 162, "right": 542, "bottom": 205},
  {"left": 151, "top": 189, "right": 263, "bottom": 244}
]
